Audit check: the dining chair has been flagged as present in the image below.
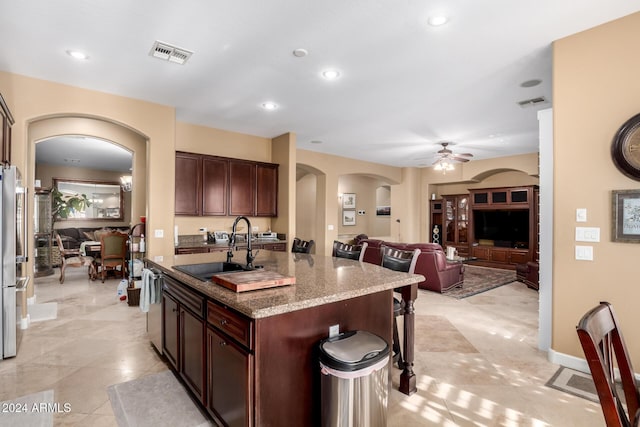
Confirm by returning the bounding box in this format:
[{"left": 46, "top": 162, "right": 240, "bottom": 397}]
[
  {"left": 291, "top": 237, "right": 315, "bottom": 254},
  {"left": 576, "top": 301, "right": 640, "bottom": 427},
  {"left": 54, "top": 232, "right": 96, "bottom": 284},
  {"left": 380, "top": 245, "right": 421, "bottom": 369},
  {"left": 332, "top": 240, "right": 367, "bottom": 261},
  {"left": 97, "top": 231, "right": 128, "bottom": 283}
]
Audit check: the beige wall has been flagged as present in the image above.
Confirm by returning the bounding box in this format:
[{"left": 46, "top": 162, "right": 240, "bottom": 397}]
[
  {"left": 0, "top": 72, "right": 175, "bottom": 261},
  {"left": 553, "top": 12, "right": 640, "bottom": 365},
  {"left": 297, "top": 149, "right": 403, "bottom": 254},
  {"left": 337, "top": 175, "right": 391, "bottom": 240},
  {"left": 296, "top": 173, "right": 317, "bottom": 244}
]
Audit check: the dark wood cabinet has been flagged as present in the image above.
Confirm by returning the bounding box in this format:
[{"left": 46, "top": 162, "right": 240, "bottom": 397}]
[
  {"left": 206, "top": 300, "right": 253, "bottom": 426},
  {"left": 163, "top": 292, "right": 180, "bottom": 370},
  {"left": 181, "top": 306, "right": 205, "bottom": 403},
  {"left": 176, "top": 152, "right": 278, "bottom": 217},
  {"left": 430, "top": 199, "right": 443, "bottom": 245},
  {"left": 259, "top": 242, "right": 286, "bottom": 252},
  {"left": 175, "top": 152, "right": 202, "bottom": 216},
  {"left": 228, "top": 160, "right": 256, "bottom": 216},
  {"left": 256, "top": 163, "right": 278, "bottom": 217},
  {"left": 207, "top": 327, "right": 252, "bottom": 427},
  {"left": 443, "top": 194, "right": 469, "bottom": 257},
  {"left": 0, "top": 93, "right": 13, "bottom": 166},
  {"left": 157, "top": 269, "right": 394, "bottom": 426},
  {"left": 162, "top": 276, "right": 206, "bottom": 404},
  {"left": 202, "top": 157, "right": 228, "bottom": 216},
  {"left": 469, "top": 185, "right": 538, "bottom": 268}
]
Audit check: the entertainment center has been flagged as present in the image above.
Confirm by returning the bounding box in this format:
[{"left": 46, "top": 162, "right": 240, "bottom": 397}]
[{"left": 433, "top": 185, "right": 539, "bottom": 269}]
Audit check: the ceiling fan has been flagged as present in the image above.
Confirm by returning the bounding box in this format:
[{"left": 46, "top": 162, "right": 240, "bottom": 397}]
[{"left": 432, "top": 142, "right": 473, "bottom": 172}]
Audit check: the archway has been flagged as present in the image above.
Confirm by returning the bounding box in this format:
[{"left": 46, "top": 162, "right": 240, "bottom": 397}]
[{"left": 23, "top": 115, "right": 148, "bottom": 326}]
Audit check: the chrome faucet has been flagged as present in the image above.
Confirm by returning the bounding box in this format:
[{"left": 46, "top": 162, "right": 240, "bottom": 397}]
[{"left": 228, "top": 216, "right": 255, "bottom": 268}]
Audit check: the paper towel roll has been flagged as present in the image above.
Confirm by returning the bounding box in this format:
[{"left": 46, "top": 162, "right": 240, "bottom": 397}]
[{"left": 174, "top": 225, "right": 179, "bottom": 246}]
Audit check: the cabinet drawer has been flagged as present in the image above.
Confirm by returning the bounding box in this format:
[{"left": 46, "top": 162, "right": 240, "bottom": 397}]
[
  {"left": 510, "top": 250, "right": 529, "bottom": 264},
  {"left": 164, "top": 277, "right": 205, "bottom": 318},
  {"left": 176, "top": 247, "right": 209, "bottom": 255},
  {"left": 207, "top": 301, "right": 253, "bottom": 350},
  {"left": 263, "top": 243, "right": 286, "bottom": 252}
]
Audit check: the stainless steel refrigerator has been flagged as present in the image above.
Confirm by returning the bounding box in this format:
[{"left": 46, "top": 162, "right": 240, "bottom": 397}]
[{"left": 1, "top": 165, "right": 28, "bottom": 359}]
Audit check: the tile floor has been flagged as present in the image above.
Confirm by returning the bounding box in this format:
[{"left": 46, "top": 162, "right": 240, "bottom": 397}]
[{"left": 0, "top": 268, "right": 604, "bottom": 426}]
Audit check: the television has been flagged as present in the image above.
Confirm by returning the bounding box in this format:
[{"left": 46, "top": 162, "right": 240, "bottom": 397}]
[{"left": 473, "top": 210, "right": 529, "bottom": 248}]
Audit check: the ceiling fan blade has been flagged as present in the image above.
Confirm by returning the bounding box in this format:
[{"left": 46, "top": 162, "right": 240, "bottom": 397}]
[
  {"left": 450, "top": 156, "right": 470, "bottom": 162},
  {"left": 457, "top": 152, "right": 473, "bottom": 157}
]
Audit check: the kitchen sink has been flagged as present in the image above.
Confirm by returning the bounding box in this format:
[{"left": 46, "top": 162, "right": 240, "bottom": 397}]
[{"left": 173, "top": 262, "right": 256, "bottom": 282}]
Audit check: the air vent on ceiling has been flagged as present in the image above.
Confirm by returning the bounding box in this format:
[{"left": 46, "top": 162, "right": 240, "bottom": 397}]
[
  {"left": 149, "top": 41, "right": 193, "bottom": 65},
  {"left": 517, "top": 96, "right": 547, "bottom": 108}
]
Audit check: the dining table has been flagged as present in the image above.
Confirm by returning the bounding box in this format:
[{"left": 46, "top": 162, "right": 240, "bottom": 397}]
[{"left": 79, "top": 241, "right": 101, "bottom": 256}]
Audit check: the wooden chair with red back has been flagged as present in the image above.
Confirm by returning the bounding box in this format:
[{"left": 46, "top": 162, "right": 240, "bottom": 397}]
[{"left": 576, "top": 301, "right": 640, "bottom": 427}]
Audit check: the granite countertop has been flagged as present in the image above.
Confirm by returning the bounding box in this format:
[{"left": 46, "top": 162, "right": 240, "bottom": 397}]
[{"left": 145, "top": 250, "right": 424, "bottom": 320}]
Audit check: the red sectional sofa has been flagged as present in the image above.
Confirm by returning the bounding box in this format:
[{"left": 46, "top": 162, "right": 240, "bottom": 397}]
[{"left": 360, "top": 239, "right": 464, "bottom": 293}]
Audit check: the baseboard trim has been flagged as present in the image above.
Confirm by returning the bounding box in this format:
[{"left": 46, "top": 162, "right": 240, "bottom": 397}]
[
  {"left": 548, "top": 349, "right": 589, "bottom": 374},
  {"left": 549, "top": 348, "right": 640, "bottom": 382}
]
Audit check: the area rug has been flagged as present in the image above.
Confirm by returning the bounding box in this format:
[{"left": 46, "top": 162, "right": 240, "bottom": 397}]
[
  {"left": 442, "top": 265, "right": 517, "bottom": 299},
  {"left": 107, "top": 370, "right": 213, "bottom": 427},
  {"left": 545, "top": 366, "right": 598, "bottom": 402},
  {"left": 0, "top": 389, "right": 54, "bottom": 426}
]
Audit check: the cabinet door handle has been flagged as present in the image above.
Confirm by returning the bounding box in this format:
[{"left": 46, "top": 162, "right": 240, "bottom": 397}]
[
  {"left": 219, "top": 341, "right": 227, "bottom": 347},
  {"left": 219, "top": 318, "right": 228, "bottom": 326},
  {"left": 172, "top": 308, "right": 178, "bottom": 313}
]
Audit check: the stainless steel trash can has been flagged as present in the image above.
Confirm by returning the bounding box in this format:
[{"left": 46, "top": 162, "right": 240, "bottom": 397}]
[{"left": 318, "top": 330, "right": 390, "bottom": 427}]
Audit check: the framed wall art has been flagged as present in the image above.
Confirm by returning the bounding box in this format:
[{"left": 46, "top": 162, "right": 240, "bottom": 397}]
[
  {"left": 376, "top": 206, "right": 391, "bottom": 216},
  {"left": 343, "top": 210, "right": 356, "bottom": 226},
  {"left": 612, "top": 189, "right": 640, "bottom": 242},
  {"left": 342, "top": 193, "right": 356, "bottom": 209}
]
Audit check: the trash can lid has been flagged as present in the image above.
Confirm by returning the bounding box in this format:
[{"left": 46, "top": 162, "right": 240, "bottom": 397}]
[{"left": 318, "top": 330, "right": 389, "bottom": 372}]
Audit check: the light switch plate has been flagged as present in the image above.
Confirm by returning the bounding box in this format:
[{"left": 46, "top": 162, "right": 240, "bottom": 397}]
[
  {"left": 575, "top": 227, "right": 600, "bottom": 242},
  {"left": 575, "top": 245, "right": 594, "bottom": 260},
  {"left": 328, "top": 225, "right": 334, "bottom": 231},
  {"left": 154, "top": 229, "right": 164, "bottom": 238},
  {"left": 576, "top": 208, "right": 587, "bottom": 222}
]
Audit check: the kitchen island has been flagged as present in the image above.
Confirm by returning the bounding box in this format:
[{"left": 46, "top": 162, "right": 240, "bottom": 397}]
[{"left": 146, "top": 249, "right": 423, "bottom": 426}]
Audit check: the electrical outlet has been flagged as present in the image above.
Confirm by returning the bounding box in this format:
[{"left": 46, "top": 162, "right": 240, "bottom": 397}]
[
  {"left": 153, "top": 255, "right": 164, "bottom": 262},
  {"left": 329, "top": 324, "right": 339, "bottom": 338}
]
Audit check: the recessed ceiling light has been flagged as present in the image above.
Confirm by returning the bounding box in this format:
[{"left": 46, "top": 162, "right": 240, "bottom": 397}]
[
  {"left": 293, "top": 48, "right": 308, "bottom": 58},
  {"left": 262, "top": 102, "right": 278, "bottom": 110},
  {"left": 66, "top": 50, "right": 89, "bottom": 60},
  {"left": 428, "top": 15, "right": 448, "bottom": 26},
  {"left": 321, "top": 69, "right": 340, "bottom": 80},
  {"left": 520, "top": 79, "right": 542, "bottom": 88}
]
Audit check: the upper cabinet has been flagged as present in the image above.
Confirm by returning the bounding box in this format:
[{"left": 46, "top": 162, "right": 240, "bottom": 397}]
[
  {"left": 175, "top": 151, "right": 278, "bottom": 217},
  {"left": 228, "top": 160, "right": 256, "bottom": 216},
  {"left": 0, "top": 93, "right": 14, "bottom": 166},
  {"left": 202, "top": 157, "right": 228, "bottom": 216},
  {"left": 470, "top": 186, "right": 531, "bottom": 208},
  {"left": 256, "top": 163, "right": 278, "bottom": 217},
  {"left": 175, "top": 152, "right": 203, "bottom": 216}
]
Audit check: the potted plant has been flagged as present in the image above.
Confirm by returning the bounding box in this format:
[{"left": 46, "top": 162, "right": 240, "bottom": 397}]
[{"left": 51, "top": 186, "right": 92, "bottom": 225}]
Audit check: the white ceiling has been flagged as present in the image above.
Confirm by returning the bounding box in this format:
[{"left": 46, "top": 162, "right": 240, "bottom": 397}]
[{"left": 3, "top": 1, "right": 639, "bottom": 169}]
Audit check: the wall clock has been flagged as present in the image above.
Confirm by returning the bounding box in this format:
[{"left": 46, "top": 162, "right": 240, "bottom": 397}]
[{"left": 612, "top": 112, "right": 640, "bottom": 181}]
